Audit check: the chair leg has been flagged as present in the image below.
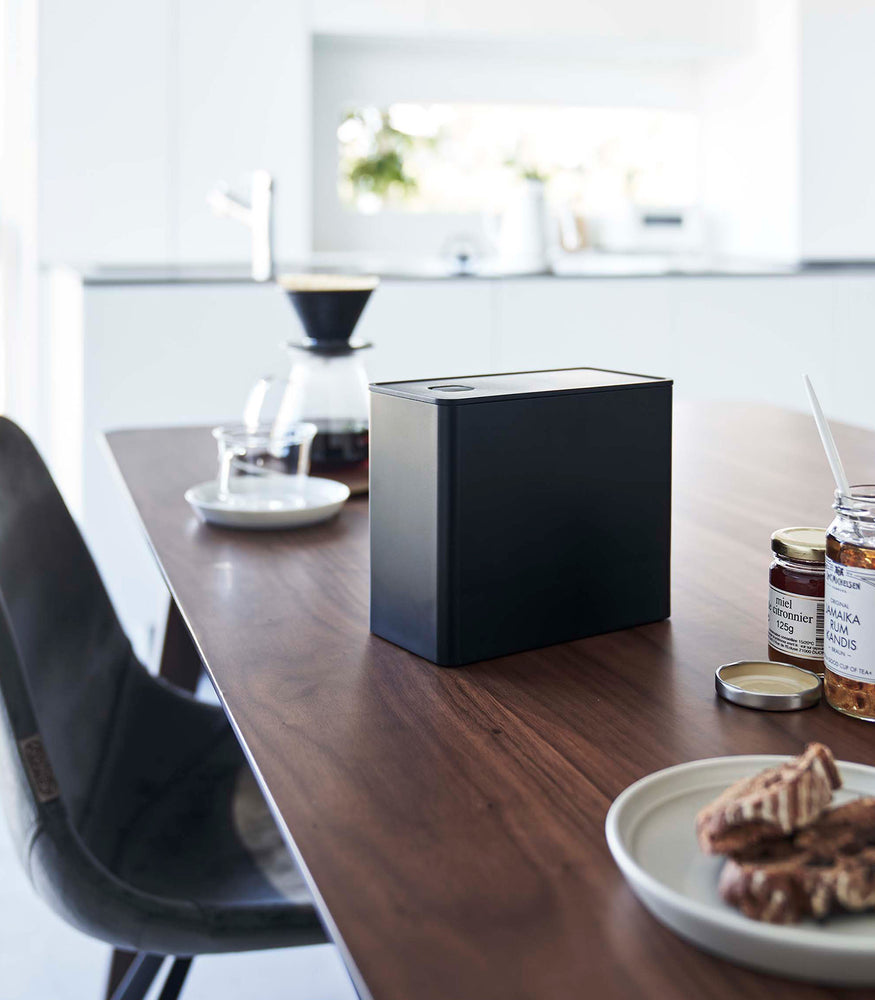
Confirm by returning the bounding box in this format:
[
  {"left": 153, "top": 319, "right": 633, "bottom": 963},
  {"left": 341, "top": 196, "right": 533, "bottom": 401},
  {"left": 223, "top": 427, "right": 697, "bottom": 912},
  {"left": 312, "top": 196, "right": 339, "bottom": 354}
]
[
  {"left": 105, "top": 949, "right": 136, "bottom": 999},
  {"left": 156, "top": 957, "right": 193, "bottom": 1000},
  {"left": 109, "top": 953, "right": 164, "bottom": 1000}
]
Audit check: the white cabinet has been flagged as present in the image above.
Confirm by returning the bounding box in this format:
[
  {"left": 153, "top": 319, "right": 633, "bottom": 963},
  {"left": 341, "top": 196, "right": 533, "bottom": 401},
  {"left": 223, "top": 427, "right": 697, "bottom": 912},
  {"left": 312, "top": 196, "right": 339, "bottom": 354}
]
[
  {"left": 495, "top": 278, "right": 676, "bottom": 375},
  {"left": 498, "top": 276, "right": 850, "bottom": 419},
  {"left": 667, "top": 277, "right": 838, "bottom": 411},
  {"left": 358, "top": 281, "right": 497, "bottom": 382}
]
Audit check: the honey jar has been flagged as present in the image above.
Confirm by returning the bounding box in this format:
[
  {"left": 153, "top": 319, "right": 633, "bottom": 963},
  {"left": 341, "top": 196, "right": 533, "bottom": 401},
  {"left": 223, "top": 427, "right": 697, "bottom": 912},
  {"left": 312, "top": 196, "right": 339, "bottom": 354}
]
[
  {"left": 824, "top": 487, "right": 875, "bottom": 721},
  {"left": 768, "top": 527, "right": 826, "bottom": 674}
]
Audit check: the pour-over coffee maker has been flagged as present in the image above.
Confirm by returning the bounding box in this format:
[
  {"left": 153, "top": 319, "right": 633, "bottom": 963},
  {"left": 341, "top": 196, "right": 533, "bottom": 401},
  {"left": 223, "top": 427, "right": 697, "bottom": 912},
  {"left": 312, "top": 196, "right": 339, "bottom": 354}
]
[{"left": 246, "top": 274, "right": 378, "bottom": 486}]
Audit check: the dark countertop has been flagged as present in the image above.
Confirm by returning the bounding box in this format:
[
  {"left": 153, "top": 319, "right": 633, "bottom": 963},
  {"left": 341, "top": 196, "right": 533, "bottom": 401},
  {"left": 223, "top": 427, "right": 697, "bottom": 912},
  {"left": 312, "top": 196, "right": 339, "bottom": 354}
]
[{"left": 50, "top": 255, "right": 875, "bottom": 287}]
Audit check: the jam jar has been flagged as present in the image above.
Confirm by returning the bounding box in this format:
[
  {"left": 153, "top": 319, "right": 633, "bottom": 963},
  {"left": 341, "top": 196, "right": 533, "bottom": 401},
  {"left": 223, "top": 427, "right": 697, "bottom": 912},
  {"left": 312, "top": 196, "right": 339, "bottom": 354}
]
[
  {"left": 768, "top": 527, "right": 826, "bottom": 673},
  {"left": 824, "top": 487, "right": 875, "bottom": 721}
]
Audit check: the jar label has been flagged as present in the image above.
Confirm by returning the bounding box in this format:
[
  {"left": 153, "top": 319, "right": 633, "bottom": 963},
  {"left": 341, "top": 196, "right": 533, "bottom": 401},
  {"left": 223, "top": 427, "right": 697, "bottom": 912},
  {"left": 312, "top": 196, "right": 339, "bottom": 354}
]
[
  {"left": 825, "top": 556, "right": 875, "bottom": 682},
  {"left": 767, "top": 585, "right": 824, "bottom": 660}
]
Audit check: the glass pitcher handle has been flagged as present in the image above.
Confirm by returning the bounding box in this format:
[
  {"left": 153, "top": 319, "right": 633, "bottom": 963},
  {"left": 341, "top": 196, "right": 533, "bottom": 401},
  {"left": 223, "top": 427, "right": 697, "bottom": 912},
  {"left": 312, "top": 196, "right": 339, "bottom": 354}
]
[{"left": 243, "top": 375, "right": 276, "bottom": 432}]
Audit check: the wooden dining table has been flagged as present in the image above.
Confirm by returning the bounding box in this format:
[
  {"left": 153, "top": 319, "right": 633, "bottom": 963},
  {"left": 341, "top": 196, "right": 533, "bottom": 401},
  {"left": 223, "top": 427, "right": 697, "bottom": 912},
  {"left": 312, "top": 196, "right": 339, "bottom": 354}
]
[{"left": 105, "top": 402, "right": 875, "bottom": 1000}]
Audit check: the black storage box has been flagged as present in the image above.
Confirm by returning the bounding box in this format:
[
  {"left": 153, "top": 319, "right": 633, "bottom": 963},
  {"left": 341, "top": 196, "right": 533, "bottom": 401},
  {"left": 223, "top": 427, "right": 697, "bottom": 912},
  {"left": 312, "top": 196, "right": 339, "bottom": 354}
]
[{"left": 369, "top": 368, "right": 672, "bottom": 666}]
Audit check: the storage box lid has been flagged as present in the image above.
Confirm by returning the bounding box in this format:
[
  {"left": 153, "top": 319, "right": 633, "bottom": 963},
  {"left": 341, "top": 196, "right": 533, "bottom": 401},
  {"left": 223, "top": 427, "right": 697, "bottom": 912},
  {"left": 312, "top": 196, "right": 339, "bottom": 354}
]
[{"left": 369, "top": 367, "right": 671, "bottom": 404}]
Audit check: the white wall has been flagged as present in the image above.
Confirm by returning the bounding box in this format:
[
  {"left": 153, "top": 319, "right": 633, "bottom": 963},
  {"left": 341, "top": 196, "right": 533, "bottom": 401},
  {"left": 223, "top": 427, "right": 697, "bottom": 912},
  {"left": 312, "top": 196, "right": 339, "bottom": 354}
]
[
  {"left": 431, "top": 0, "right": 753, "bottom": 51},
  {"left": 174, "top": 1, "right": 312, "bottom": 262},
  {"left": 21, "top": 1, "right": 310, "bottom": 446},
  {"left": 32, "top": 0, "right": 875, "bottom": 269},
  {"left": 38, "top": 0, "right": 172, "bottom": 265},
  {"left": 312, "top": 0, "right": 754, "bottom": 55},
  {"left": 698, "top": 0, "right": 799, "bottom": 262},
  {"left": 0, "top": 0, "right": 40, "bottom": 432},
  {"left": 698, "top": 0, "right": 875, "bottom": 263},
  {"left": 799, "top": 0, "right": 875, "bottom": 259},
  {"left": 36, "top": 0, "right": 311, "bottom": 267}
]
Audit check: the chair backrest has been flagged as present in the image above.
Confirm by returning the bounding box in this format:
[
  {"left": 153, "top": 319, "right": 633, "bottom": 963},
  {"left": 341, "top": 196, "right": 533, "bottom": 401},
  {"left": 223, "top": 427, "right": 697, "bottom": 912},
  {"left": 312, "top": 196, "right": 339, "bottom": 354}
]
[{"left": 0, "top": 417, "right": 137, "bottom": 848}]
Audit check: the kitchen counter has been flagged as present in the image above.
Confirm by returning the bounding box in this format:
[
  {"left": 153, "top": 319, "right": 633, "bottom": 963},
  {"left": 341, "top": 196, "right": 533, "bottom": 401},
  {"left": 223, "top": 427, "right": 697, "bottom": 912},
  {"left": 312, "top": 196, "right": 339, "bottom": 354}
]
[{"left": 62, "top": 254, "right": 875, "bottom": 286}]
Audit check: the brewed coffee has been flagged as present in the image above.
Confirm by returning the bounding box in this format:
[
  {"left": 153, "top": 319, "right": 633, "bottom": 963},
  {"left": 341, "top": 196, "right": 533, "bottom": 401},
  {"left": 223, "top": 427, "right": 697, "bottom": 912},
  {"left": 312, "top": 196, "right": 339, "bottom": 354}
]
[{"left": 309, "top": 420, "right": 369, "bottom": 472}]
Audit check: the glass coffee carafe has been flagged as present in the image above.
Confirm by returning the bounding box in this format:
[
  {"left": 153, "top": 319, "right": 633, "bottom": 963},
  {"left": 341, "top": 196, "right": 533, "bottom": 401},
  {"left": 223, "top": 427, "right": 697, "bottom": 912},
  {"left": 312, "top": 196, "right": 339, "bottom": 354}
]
[{"left": 245, "top": 274, "right": 378, "bottom": 479}]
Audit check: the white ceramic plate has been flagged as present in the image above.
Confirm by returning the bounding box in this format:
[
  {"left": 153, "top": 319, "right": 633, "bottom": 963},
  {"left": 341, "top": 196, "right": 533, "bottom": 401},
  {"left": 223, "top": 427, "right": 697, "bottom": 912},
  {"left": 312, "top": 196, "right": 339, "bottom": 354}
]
[
  {"left": 606, "top": 755, "right": 875, "bottom": 985},
  {"left": 184, "top": 476, "right": 350, "bottom": 529}
]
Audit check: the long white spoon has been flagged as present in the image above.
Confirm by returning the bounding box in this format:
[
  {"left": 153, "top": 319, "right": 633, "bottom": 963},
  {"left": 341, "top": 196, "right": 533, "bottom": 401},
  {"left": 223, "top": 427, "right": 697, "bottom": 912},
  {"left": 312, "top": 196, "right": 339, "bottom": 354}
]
[{"left": 803, "top": 374, "right": 850, "bottom": 497}]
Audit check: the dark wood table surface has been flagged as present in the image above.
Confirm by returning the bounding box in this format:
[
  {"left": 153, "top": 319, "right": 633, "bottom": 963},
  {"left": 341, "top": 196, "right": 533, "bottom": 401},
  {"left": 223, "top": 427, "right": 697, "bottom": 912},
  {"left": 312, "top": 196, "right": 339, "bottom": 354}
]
[{"left": 106, "top": 403, "right": 875, "bottom": 1000}]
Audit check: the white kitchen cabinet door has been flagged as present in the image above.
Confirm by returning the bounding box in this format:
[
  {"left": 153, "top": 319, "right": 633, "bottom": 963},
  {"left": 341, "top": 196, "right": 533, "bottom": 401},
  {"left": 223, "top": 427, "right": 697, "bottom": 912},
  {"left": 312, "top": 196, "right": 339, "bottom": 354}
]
[
  {"left": 357, "top": 280, "right": 498, "bottom": 383},
  {"left": 495, "top": 274, "right": 853, "bottom": 426},
  {"left": 495, "top": 277, "right": 676, "bottom": 378},
  {"left": 825, "top": 274, "right": 875, "bottom": 428},
  {"left": 668, "top": 276, "right": 837, "bottom": 412}
]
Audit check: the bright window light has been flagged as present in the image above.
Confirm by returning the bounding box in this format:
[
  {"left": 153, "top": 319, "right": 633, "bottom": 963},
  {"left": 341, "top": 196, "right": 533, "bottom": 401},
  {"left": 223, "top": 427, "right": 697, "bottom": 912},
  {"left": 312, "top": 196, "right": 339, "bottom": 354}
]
[{"left": 337, "top": 103, "right": 699, "bottom": 214}]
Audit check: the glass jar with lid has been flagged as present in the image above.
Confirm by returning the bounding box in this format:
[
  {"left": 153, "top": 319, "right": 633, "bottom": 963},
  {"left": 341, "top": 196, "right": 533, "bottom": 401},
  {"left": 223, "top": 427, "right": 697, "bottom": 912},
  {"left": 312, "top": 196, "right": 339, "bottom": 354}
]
[
  {"left": 768, "top": 527, "right": 826, "bottom": 674},
  {"left": 824, "top": 486, "right": 875, "bottom": 721}
]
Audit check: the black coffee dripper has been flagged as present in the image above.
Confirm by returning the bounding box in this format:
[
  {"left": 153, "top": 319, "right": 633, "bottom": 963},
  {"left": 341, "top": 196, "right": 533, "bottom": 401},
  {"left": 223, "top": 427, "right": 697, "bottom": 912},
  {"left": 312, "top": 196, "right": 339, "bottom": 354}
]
[
  {"left": 272, "top": 274, "right": 378, "bottom": 476},
  {"left": 278, "top": 274, "right": 378, "bottom": 352}
]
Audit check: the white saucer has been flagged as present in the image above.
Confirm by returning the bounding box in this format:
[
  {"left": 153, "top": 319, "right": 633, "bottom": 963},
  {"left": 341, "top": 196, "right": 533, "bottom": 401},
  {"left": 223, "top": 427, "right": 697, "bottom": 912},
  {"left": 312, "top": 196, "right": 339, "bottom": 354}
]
[
  {"left": 606, "top": 754, "right": 875, "bottom": 985},
  {"left": 184, "top": 476, "right": 350, "bottom": 529}
]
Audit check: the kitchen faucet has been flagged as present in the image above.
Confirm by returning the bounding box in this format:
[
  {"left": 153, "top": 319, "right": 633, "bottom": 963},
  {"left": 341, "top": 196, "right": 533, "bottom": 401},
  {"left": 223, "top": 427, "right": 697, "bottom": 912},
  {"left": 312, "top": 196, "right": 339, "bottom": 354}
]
[{"left": 207, "top": 169, "right": 274, "bottom": 282}]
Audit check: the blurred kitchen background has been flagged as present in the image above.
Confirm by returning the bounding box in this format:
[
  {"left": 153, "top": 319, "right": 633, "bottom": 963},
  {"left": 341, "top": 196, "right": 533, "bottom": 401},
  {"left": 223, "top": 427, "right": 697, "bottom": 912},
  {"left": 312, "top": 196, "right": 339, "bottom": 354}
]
[
  {"left": 5, "top": 0, "right": 875, "bottom": 691},
  {"left": 7, "top": 0, "right": 875, "bottom": 667},
  {"left": 3, "top": 1, "right": 875, "bottom": 996}
]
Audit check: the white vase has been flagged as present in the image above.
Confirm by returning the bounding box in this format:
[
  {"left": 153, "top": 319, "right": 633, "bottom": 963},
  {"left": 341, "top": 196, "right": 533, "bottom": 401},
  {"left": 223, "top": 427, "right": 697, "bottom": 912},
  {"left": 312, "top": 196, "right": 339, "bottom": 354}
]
[{"left": 495, "top": 179, "right": 549, "bottom": 274}]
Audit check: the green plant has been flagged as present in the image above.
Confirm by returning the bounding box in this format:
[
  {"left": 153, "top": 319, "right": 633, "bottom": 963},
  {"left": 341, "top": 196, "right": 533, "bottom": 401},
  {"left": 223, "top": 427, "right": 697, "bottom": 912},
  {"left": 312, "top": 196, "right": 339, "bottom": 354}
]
[
  {"left": 520, "top": 166, "right": 549, "bottom": 183},
  {"left": 503, "top": 156, "right": 549, "bottom": 184},
  {"left": 349, "top": 149, "right": 416, "bottom": 198},
  {"left": 344, "top": 112, "right": 419, "bottom": 200}
]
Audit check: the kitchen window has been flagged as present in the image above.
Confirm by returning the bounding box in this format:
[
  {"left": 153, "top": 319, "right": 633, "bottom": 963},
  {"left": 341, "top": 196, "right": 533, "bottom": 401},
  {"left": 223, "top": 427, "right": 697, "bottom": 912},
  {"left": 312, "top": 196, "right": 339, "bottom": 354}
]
[{"left": 337, "top": 103, "right": 699, "bottom": 217}]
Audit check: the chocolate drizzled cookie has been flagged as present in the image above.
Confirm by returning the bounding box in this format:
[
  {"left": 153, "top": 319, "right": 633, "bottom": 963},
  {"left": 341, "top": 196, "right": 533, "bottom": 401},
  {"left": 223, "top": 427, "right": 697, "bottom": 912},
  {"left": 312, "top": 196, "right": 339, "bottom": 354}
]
[
  {"left": 719, "top": 798, "right": 875, "bottom": 924},
  {"left": 697, "top": 744, "right": 841, "bottom": 855}
]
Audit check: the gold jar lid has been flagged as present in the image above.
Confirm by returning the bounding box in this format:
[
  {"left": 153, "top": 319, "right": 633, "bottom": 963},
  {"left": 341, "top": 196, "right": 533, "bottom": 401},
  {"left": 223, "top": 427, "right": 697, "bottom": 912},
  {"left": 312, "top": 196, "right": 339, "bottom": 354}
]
[
  {"left": 716, "top": 661, "right": 822, "bottom": 711},
  {"left": 770, "top": 526, "right": 826, "bottom": 563}
]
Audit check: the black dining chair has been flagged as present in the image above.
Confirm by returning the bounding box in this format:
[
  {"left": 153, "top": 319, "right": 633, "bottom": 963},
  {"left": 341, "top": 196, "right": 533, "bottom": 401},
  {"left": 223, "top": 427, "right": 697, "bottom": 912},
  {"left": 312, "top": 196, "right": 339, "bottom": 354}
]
[{"left": 0, "top": 417, "right": 327, "bottom": 1000}]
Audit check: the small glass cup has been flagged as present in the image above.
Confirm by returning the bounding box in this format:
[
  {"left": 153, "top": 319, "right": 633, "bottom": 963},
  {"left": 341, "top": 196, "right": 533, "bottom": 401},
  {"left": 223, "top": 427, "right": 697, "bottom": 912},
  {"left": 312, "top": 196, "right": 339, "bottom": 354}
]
[{"left": 212, "top": 423, "right": 317, "bottom": 506}]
